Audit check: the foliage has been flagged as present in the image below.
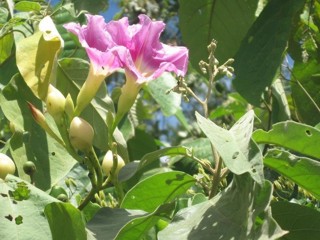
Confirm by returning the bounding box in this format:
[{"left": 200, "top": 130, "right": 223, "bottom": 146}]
[{"left": 0, "top": 0, "right": 320, "bottom": 239}]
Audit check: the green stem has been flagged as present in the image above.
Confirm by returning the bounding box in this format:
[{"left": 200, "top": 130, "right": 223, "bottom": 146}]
[
  {"left": 88, "top": 147, "right": 103, "bottom": 189},
  {"left": 209, "top": 144, "right": 222, "bottom": 199}
]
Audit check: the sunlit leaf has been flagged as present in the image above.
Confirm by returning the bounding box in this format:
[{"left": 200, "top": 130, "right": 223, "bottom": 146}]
[
  {"left": 16, "top": 16, "right": 63, "bottom": 100},
  {"left": 158, "top": 175, "right": 286, "bottom": 239},
  {"left": 145, "top": 72, "right": 181, "bottom": 116},
  {"left": 121, "top": 171, "right": 195, "bottom": 212},
  {"left": 44, "top": 202, "right": 87, "bottom": 240},
  {"left": 264, "top": 149, "right": 320, "bottom": 199},
  {"left": 0, "top": 175, "right": 58, "bottom": 240},
  {"left": 0, "top": 74, "right": 76, "bottom": 190},
  {"left": 253, "top": 121, "right": 320, "bottom": 159},
  {"left": 196, "top": 111, "right": 264, "bottom": 183}
]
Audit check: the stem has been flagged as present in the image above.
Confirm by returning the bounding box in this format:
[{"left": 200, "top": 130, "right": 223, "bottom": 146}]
[
  {"left": 88, "top": 147, "right": 103, "bottom": 189},
  {"left": 78, "top": 158, "right": 97, "bottom": 210},
  {"left": 209, "top": 144, "right": 222, "bottom": 199}
]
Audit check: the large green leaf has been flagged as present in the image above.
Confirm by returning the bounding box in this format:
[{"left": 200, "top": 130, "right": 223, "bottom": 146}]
[
  {"left": 87, "top": 207, "right": 146, "bottom": 239},
  {"left": 16, "top": 17, "right": 63, "bottom": 101},
  {"left": 44, "top": 202, "right": 87, "bottom": 240},
  {"left": 291, "top": 59, "right": 320, "bottom": 125},
  {"left": 0, "top": 74, "right": 76, "bottom": 190},
  {"left": 272, "top": 201, "right": 320, "bottom": 240},
  {"left": 253, "top": 121, "right": 320, "bottom": 159},
  {"left": 0, "top": 175, "right": 58, "bottom": 240},
  {"left": 121, "top": 171, "right": 195, "bottom": 213},
  {"left": 115, "top": 203, "right": 175, "bottom": 240},
  {"left": 158, "top": 175, "right": 287, "bottom": 239},
  {"left": 145, "top": 72, "right": 181, "bottom": 116},
  {"left": 122, "top": 146, "right": 192, "bottom": 188},
  {"left": 264, "top": 149, "right": 320, "bottom": 199},
  {"left": 178, "top": 0, "right": 258, "bottom": 72},
  {"left": 196, "top": 110, "right": 264, "bottom": 184},
  {"left": 233, "top": 0, "right": 305, "bottom": 105}
]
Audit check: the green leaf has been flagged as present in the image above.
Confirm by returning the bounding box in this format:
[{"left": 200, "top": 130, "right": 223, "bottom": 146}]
[
  {"left": 196, "top": 111, "right": 264, "bottom": 183},
  {"left": 121, "top": 146, "right": 192, "bottom": 187},
  {"left": 178, "top": 0, "right": 258, "bottom": 72},
  {"left": 0, "top": 7, "right": 9, "bottom": 24},
  {"left": 169, "top": 138, "right": 212, "bottom": 175},
  {"left": 291, "top": 59, "right": 320, "bottom": 125},
  {"left": 271, "top": 201, "right": 320, "bottom": 240},
  {"left": 0, "top": 32, "right": 13, "bottom": 64},
  {"left": 87, "top": 207, "right": 147, "bottom": 240},
  {"left": 264, "top": 149, "right": 320, "bottom": 199},
  {"left": 127, "top": 128, "right": 157, "bottom": 161},
  {"left": 44, "top": 202, "right": 87, "bottom": 240},
  {"left": 74, "top": 0, "right": 108, "bottom": 14},
  {"left": 253, "top": 121, "right": 320, "bottom": 159},
  {"left": 116, "top": 203, "right": 175, "bottom": 240},
  {"left": 16, "top": 22, "right": 63, "bottom": 100},
  {"left": 121, "top": 171, "right": 195, "bottom": 213},
  {"left": 271, "top": 78, "right": 291, "bottom": 122},
  {"left": 158, "top": 175, "right": 287, "bottom": 240},
  {"left": 0, "top": 175, "right": 58, "bottom": 240},
  {"left": 233, "top": 0, "right": 305, "bottom": 105},
  {"left": 0, "top": 74, "right": 76, "bottom": 190},
  {"left": 14, "top": 1, "right": 41, "bottom": 12},
  {"left": 145, "top": 72, "right": 181, "bottom": 116}
]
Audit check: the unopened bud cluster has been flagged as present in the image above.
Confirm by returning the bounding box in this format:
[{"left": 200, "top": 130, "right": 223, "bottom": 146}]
[{"left": 199, "top": 40, "right": 234, "bottom": 78}]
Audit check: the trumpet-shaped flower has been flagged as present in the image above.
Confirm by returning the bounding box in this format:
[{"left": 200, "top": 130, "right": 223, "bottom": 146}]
[
  {"left": 64, "top": 14, "right": 188, "bottom": 126},
  {"left": 64, "top": 15, "right": 126, "bottom": 116}
]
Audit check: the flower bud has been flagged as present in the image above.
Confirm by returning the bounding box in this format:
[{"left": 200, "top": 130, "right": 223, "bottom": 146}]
[
  {"left": 65, "top": 94, "right": 75, "bottom": 119},
  {"left": 46, "top": 87, "right": 66, "bottom": 122},
  {"left": 69, "top": 117, "right": 94, "bottom": 152},
  {"left": 102, "top": 150, "right": 125, "bottom": 176},
  {"left": 0, "top": 153, "right": 16, "bottom": 180}
]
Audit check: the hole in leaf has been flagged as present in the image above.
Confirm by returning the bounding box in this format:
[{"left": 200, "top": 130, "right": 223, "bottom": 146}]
[
  {"left": 305, "top": 130, "right": 312, "bottom": 136},
  {"left": 232, "top": 152, "right": 239, "bottom": 159},
  {"left": 252, "top": 168, "right": 256, "bottom": 173},
  {"left": 51, "top": 152, "right": 56, "bottom": 156},
  {"left": 5, "top": 215, "right": 13, "bottom": 221}
]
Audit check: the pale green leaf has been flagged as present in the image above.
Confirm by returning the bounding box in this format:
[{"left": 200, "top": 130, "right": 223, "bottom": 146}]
[
  {"left": 158, "top": 175, "right": 286, "bottom": 240},
  {"left": 253, "top": 121, "right": 320, "bottom": 159},
  {"left": 265, "top": 149, "right": 320, "bottom": 199},
  {"left": 0, "top": 176, "right": 58, "bottom": 240},
  {"left": 146, "top": 72, "right": 181, "bottom": 116}
]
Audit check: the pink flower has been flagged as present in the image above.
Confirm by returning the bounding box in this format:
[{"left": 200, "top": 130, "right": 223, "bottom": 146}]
[
  {"left": 64, "top": 14, "right": 188, "bottom": 126},
  {"left": 64, "top": 15, "right": 126, "bottom": 116}
]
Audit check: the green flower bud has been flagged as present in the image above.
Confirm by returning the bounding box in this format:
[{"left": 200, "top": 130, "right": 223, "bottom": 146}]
[
  {"left": 69, "top": 117, "right": 94, "bottom": 152},
  {"left": 0, "top": 153, "right": 16, "bottom": 180},
  {"left": 46, "top": 86, "right": 66, "bottom": 122}
]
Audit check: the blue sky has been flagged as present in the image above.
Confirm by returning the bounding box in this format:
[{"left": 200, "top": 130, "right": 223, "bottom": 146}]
[{"left": 49, "top": 0, "right": 120, "bottom": 21}]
